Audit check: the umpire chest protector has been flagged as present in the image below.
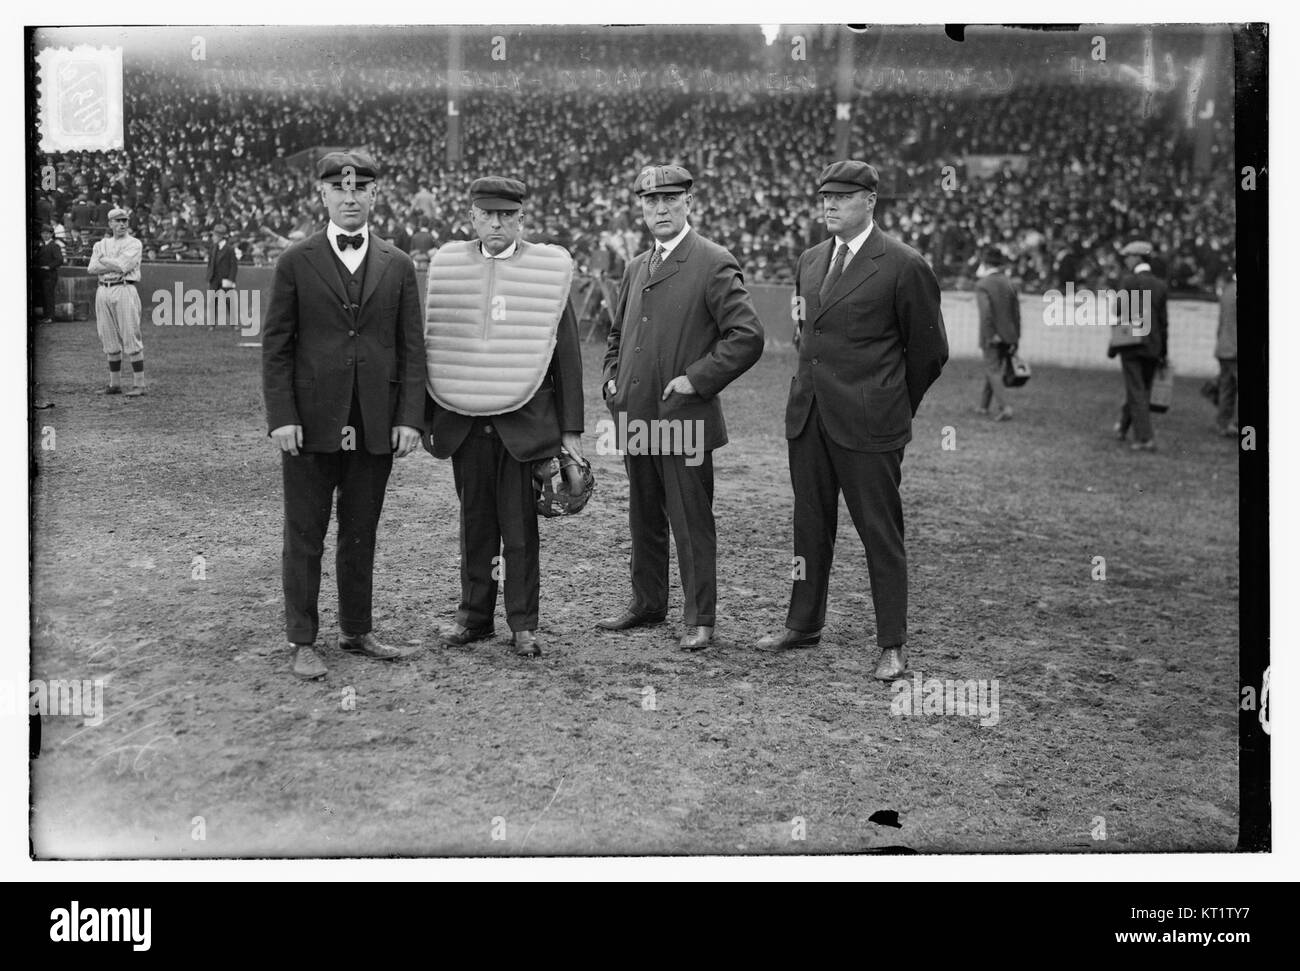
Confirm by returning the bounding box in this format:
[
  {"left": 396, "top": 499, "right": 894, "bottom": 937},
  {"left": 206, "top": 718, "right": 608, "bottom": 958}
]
[{"left": 425, "top": 240, "right": 573, "bottom": 416}]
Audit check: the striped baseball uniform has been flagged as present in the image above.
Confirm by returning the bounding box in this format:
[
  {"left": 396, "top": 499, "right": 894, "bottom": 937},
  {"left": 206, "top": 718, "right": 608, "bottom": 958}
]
[{"left": 87, "top": 234, "right": 144, "bottom": 355}]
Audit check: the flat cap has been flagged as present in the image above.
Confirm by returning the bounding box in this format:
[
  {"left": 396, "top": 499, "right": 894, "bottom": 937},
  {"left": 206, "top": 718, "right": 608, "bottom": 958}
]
[
  {"left": 634, "top": 164, "right": 693, "bottom": 196},
  {"left": 212, "top": 222, "right": 229, "bottom": 234},
  {"left": 317, "top": 151, "right": 379, "bottom": 184},
  {"left": 107, "top": 207, "right": 129, "bottom": 220},
  {"left": 818, "top": 160, "right": 879, "bottom": 194},
  {"left": 1120, "top": 240, "right": 1153, "bottom": 256},
  {"left": 470, "top": 176, "right": 527, "bottom": 211}
]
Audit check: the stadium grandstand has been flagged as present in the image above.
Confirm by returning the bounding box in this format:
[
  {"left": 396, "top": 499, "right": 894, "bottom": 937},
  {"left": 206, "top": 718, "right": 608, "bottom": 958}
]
[{"left": 33, "top": 24, "right": 1235, "bottom": 303}]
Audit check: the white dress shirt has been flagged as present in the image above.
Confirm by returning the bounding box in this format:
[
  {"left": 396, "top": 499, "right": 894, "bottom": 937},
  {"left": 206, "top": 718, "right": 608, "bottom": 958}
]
[
  {"left": 653, "top": 221, "right": 691, "bottom": 260},
  {"left": 328, "top": 221, "right": 369, "bottom": 274},
  {"left": 834, "top": 222, "right": 874, "bottom": 267},
  {"left": 482, "top": 240, "right": 518, "bottom": 260}
]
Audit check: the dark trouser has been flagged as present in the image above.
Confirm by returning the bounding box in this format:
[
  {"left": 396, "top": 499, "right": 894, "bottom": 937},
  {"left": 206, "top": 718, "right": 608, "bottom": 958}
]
[
  {"left": 787, "top": 401, "right": 907, "bottom": 648},
  {"left": 1118, "top": 351, "right": 1158, "bottom": 443},
  {"left": 1217, "top": 359, "right": 1238, "bottom": 430},
  {"left": 624, "top": 451, "right": 716, "bottom": 627},
  {"left": 980, "top": 344, "right": 1007, "bottom": 412},
  {"left": 40, "top": 271, "right": 58, "bottom": 319},
  {"left": 281, "top": 407, "right": 393, "bottom": 644},
  {"left": 451, "top": 418, "right": 540, "bottom": 632}
]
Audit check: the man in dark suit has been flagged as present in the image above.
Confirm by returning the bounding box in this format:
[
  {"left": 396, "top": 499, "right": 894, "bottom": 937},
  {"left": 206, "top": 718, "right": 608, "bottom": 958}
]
[
  {"left": 36, "top": 226, "right": 62, "bottom": 323},
  {"left": 424, "top": 177, "right": 586, "bottom": 658},
  {"left": 205, "top": 222, "right": 238, "bottom": 329},
  {"left": 1107, "top": 240, "right": 1169, "bottom": 452},
  {"left": 598, "top": 164, "right": 764, "bottom": 652},
  {"left": 755, "top": 160, "right": 948, "bottom": 681},
  {"left": 973, "top": 249, "right": 1020, "bottom": 420},
  {"left": 262, "top": 152, "right": 427, "bottom": 680}
]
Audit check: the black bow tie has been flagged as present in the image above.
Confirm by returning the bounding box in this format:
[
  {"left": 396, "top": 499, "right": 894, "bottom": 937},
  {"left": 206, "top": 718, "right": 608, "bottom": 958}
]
[{"left": 336, "top": 233, "right": 364, "bottom": 251}]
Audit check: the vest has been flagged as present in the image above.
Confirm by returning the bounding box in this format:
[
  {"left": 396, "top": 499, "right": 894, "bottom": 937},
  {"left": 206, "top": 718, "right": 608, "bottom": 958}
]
[
  {"left": 327, "top": 245, "right": 367, "bottom": 319},
  {"left": 424, "top": 240, "right": 573, "bottom": 416}
]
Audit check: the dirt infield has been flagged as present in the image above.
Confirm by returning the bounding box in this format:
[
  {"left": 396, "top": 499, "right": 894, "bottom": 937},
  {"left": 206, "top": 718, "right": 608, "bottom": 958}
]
[{"left": 30, "top": 318, "right": 1239, "bottom": 856}]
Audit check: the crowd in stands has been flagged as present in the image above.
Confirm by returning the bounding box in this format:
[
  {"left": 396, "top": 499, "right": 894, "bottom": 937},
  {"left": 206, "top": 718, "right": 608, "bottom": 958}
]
[{"left": 35, "top": 26, "right": 1235, "bottom": 295}]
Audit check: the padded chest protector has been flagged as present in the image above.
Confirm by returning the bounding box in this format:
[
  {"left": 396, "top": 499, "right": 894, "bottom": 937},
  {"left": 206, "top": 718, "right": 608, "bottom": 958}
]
[{"left": 425, "top": 240, "right": 573, "bottom": 415}]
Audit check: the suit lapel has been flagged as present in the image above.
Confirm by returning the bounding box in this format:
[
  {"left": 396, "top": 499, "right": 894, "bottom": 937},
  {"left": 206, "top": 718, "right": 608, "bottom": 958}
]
[
  {"left": 805, "top": 239, "right": 834, "bottom": 316},
  {"left": 303, "top": 230, "right": 349, "bottom": 306},
  {"left": 359, "top": 235, "right": 392, "bottom": 314},
  {"left": 816, "top": 229, "right": 884, "bottom": 318}
]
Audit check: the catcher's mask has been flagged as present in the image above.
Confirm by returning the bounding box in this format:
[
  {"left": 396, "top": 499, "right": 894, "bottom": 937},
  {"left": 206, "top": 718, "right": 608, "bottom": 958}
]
[{"left": 534, "top": 449, "right": 595, "bottom": 517}]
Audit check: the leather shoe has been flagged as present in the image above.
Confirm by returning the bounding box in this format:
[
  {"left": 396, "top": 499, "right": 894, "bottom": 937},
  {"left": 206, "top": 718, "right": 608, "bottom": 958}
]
[
  {"left": 292, "top": 644, "right": 327, "bottom": 679},
  {"left": 595, "top": 609, "right": 666, "bottom": 631},
  {"left": 678, "top": 626, "right": 714, "bottom": 652},
  {"left": 1130, "top": 439, "right": 1157, "bottom": 452},
  {"left": 756, "top": 627, "right": 822, "bottom": 651},
  {"left": 338, "top": 632, "right": 416, "bottom": 660},
  {"left": 441, "top": 622, "right": 496, "bottom": 646},
  {"left": 873, "top": 646, "right": 909, "bottom": 681},
  {"left": 513, "top": 630, "right": 542, "bottom": 657}
]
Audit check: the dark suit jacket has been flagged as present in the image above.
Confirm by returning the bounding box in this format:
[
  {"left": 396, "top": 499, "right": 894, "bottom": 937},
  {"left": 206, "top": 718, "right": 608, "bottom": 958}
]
[
  {"left": 602, "top": 227, "right": 764, "bottom": 452},
  {"left": 1106, "top": 268, "right": 1169, "bottom": 361},
  {"left": 787, "top": 228, "right": 948, "bottom": 452},
  {"left": 974, "top": 271, "right": 1020, "bottom": 347},
  {"left": 207, "top": 241, "right": 238, "bottom": 289},
  {"left": 37, "top": 241, "right": 63, "bottom": 272},
  {"left": 262, "top": 230, "right": 426, "bottom": 455},
  {"left": 425, "top": 240, "right": 585, "bottom": 464}
]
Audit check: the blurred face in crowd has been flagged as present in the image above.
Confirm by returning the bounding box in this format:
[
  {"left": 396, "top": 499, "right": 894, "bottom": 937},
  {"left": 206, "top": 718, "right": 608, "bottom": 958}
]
[
  {"left": 820, "top": 188, "right": 875, "bottom": 241},
  {"left": 318, "top": 180, "right": 376, "bottom": 232},
  {"left": 641, "top": 190, "right": 690, "bottom": 242},
  {"left": 471, "top": 205, "right": 522, "bottom": 256}
]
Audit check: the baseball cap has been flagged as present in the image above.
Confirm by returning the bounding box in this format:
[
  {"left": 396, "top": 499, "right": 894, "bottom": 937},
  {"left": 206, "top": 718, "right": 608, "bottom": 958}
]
[
  {"left": 317, "top": 151, "right": 379, "bottom": 184},
  {"left": 470, "top": 176, "right": 527, "bottom": 211},
  {"left": 1120, "top": 240, "right": 1153, "bottom": 256},
  {"left": 634, "top": 164, "right": 693, "bottom": 196},
  {"left": 818, "top": 160, "right": 879, "bottom": 194},
  {"left": 107, "top": 207, "right": 129, "bottom": 220}
]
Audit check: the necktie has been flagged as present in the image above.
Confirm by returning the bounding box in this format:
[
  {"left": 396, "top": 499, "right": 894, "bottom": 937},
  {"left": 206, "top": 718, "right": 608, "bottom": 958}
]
[
  {"left": 819, "top": 242, "right": 849, "bottom": 300},
  {"left": 337, "top": 233, "right": 364, "bottom": 251},
  {"left": 647, "top": 244, "right": 665, "bottom": 279}
]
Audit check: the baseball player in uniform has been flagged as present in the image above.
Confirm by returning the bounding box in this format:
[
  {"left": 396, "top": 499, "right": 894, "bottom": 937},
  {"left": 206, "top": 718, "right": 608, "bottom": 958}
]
[{"left": 87, "top": 207, "right": 146, "bottom": 396}]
